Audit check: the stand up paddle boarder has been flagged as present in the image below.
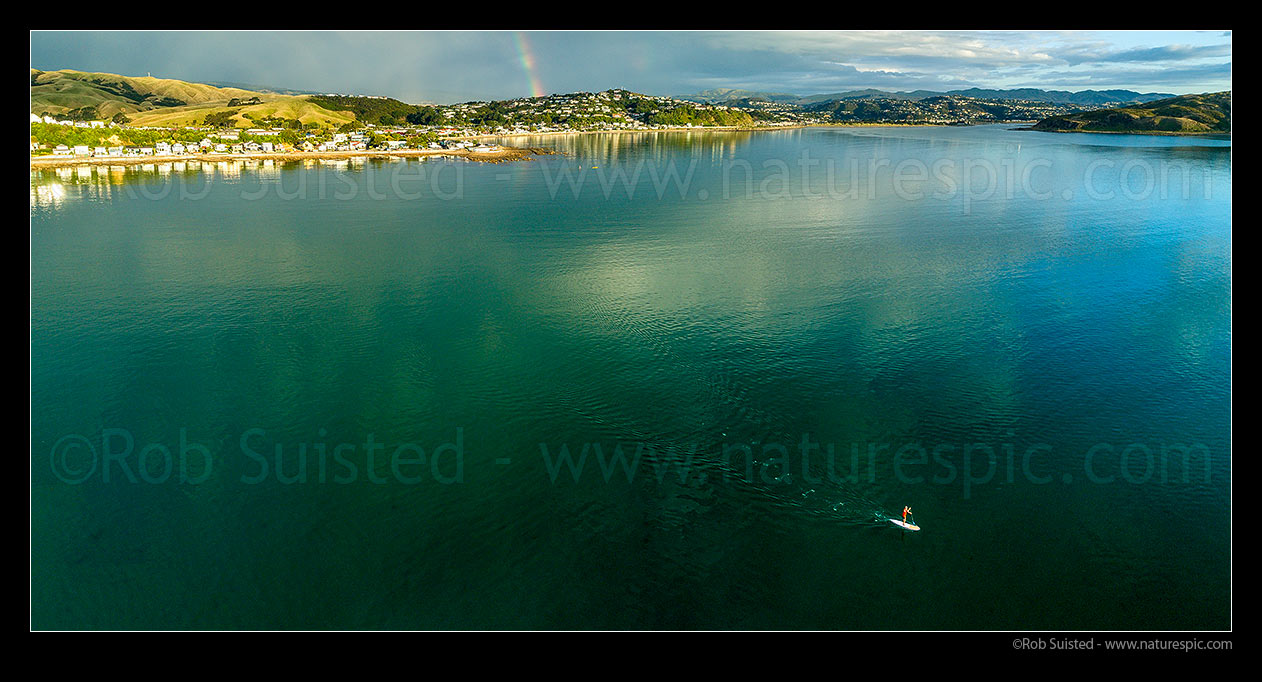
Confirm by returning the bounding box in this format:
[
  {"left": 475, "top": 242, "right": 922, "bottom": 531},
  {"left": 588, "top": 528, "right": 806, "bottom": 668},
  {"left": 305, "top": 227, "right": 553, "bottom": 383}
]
[{"left": 889, "top": 506, "right": 919, "bottom": 530}]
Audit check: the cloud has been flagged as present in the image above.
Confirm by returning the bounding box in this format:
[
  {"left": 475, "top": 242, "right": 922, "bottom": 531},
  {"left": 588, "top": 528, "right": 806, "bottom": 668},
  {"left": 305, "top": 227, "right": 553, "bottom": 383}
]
[
  {"left": 1056, "top": 43, "right": 1233, "bottom": 66},
  {"left": 30, "top": 30, "right": 1232, "bottom": 103},
  {"left": 1006, "top": 61, "right": 1233, "bottom": 90}
]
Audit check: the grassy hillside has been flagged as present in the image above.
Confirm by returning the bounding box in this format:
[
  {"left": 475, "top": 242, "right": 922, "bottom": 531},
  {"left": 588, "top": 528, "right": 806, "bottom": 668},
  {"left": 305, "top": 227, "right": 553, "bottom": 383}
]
[
  {"left": 125, "top": 97, "right": 356, "bottom": 128},
  {"left": 32, "top": 68, "right": 358, "bottom": 128},
  {"left": 1032, "top": 92, "right": 1231, "bottom": 134},
  {"left": 31, "top": 69, "right": 265, "bottom": 117}
]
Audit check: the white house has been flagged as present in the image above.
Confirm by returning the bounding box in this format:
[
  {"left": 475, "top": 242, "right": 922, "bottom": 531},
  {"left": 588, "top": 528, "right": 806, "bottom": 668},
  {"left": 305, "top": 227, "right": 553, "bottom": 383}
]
[
  {"left": 155, "top": 142, "right": 171, "bottom": 155},
  {"left": 53, "top": 145, "right": 71, "bottom": 156},
  {"left": 261, "top": 141, "right": 274, "bottom": 153},
  {"left": 72, "top": 145, "right": 90, "bottom": 156}
]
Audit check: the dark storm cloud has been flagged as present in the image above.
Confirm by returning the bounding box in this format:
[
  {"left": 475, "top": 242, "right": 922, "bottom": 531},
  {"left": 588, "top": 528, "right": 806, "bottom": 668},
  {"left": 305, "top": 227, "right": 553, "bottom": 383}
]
[{"left": 30, "top": 30, "right": 1231, "bottom": 103}]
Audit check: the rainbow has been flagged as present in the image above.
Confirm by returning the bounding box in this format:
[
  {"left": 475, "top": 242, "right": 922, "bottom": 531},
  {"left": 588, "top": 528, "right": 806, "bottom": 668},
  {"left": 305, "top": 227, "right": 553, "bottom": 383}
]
[{"left": 513, "top": 32, "right": 546, "bottom": 98}]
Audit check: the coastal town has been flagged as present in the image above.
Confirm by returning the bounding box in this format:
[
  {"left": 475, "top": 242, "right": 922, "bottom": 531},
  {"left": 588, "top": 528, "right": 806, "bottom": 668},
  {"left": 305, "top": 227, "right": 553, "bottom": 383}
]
[
  {"left": 30, "top": 88, "right": 789, "bottom": 164},
  {"left": 30, "top": 112, "right": 514, "bottom": 161},
  {"left": 31, "top": 81, "right": 1136, "bottom": 166}
]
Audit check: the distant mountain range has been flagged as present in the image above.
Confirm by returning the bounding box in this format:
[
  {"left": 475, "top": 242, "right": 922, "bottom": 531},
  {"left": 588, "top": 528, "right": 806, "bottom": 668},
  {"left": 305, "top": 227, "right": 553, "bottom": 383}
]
[
  {"left": 679, "top": 88, "right": 802, "bottom": 103},
  {"left": 680, "top": 87, "right": 1177, "bottom": 107},
  {"left": 1030, "top": 92, "right": 1230, "bottom": 134}
]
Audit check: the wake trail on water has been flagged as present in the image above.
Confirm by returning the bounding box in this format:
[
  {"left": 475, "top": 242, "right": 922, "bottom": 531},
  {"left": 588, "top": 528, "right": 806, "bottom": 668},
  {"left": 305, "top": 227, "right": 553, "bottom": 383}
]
[{"left": 554, "top": 281, "right": 893, "bottom": 528}]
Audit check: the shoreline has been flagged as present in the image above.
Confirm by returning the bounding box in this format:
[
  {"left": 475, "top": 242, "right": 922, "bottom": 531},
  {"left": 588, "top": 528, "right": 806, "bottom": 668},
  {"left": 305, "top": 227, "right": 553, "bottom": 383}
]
[
  {"left": 29, "top": 124, "right": 955, "bottom": 170},
  {"left": 30, "top": 146, "right": 554, "bottom": 170},
  {"left": 1014, "top": 125, "right": 1231, "bottom": 138},
  {"left": 461, "top": 124, "right": 811, "bottom": 140},
  {"left": 465, "top": 121, "right": 1006, "bottom": 141},
  {"left": 35, "top": 121, "right": 1223, "bottom": 171}
]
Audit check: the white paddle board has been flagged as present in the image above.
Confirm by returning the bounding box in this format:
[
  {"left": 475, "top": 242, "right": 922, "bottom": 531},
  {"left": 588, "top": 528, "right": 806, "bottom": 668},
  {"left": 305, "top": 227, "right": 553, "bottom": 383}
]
[{"left": 890, "top": 519, "right": 920, "bottom": 531}]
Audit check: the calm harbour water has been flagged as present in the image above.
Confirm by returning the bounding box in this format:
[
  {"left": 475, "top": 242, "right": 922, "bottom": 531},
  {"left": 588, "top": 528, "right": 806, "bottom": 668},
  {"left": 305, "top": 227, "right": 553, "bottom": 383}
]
[{"left": 31, "top": 125, "right": 1231, "bottom": 629}]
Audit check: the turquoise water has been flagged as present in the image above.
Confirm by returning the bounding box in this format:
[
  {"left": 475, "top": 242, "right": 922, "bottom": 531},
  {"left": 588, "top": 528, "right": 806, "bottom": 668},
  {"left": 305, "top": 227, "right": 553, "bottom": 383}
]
[{"left": 31, "top": 126, "right": 1231, "bottom": 629}]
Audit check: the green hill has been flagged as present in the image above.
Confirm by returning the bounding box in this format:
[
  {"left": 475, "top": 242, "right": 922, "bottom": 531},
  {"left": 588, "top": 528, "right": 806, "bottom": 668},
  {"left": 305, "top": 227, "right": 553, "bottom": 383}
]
[
  {"left": 31, "top": 68, "right": 266, "bottom": 117},
  {"left": 304, "top": 94, "right": 437, "bottom": 126},
  {"left": 31, "top": 68, "right": 358, "bottom": 128},
  {"left": 1031, "top": 92, "right": 1231, "bottom": 134},
  {"left": 124, "top": 98, "right": 355, "bottom": 128}
]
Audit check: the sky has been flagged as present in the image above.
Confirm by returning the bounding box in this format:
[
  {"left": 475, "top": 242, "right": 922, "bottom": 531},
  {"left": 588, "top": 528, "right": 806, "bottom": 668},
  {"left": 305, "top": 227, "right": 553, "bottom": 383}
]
[{"left": 30, "top": 30, "right": 1232, "bottom": 104}]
